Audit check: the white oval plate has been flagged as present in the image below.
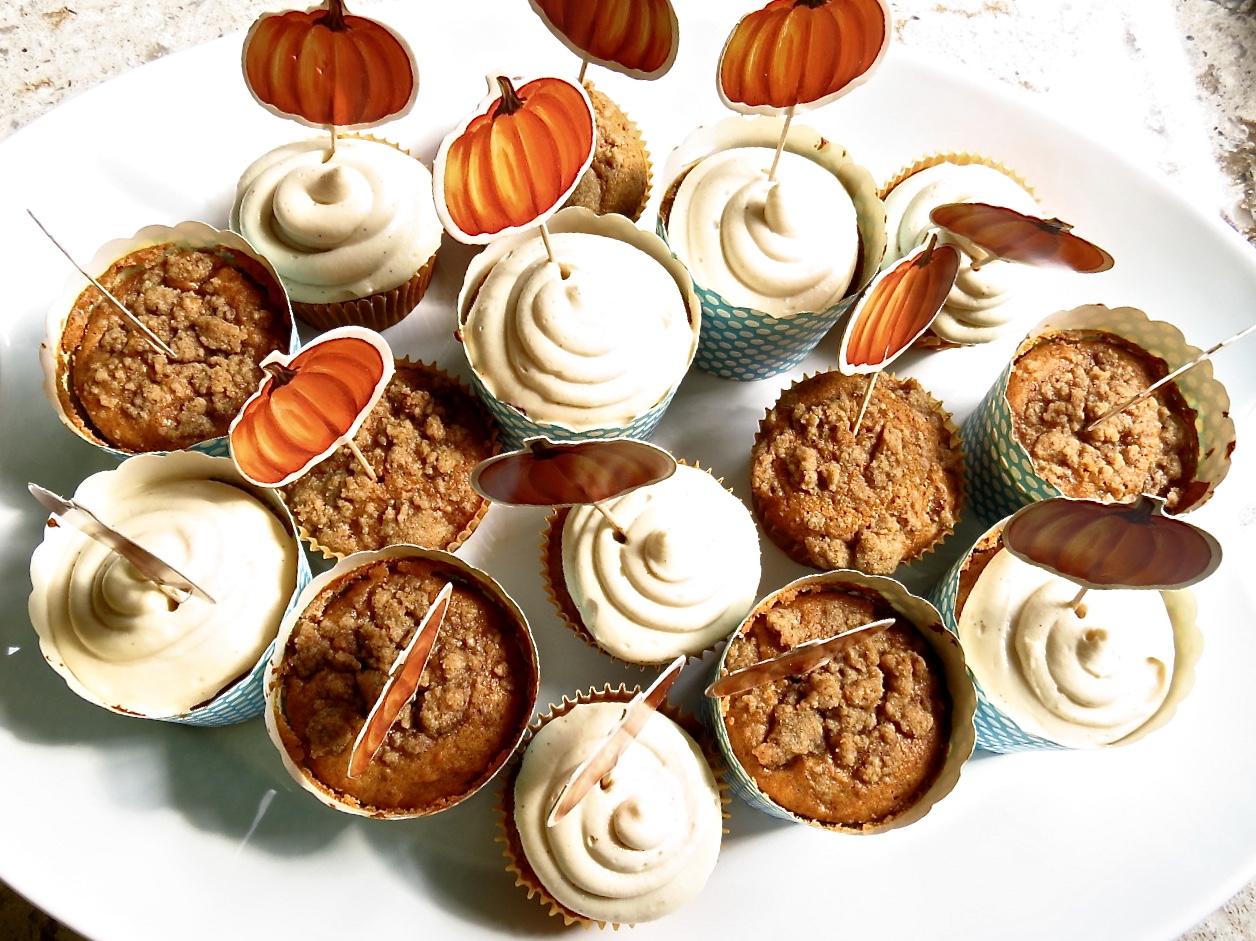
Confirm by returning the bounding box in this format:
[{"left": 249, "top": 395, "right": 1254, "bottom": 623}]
[{"left": 1, "top": 3, "right": 1254, "bottom": 941}]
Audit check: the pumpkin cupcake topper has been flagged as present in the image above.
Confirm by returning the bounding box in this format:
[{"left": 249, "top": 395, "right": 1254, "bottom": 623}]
[
  {"left": 434, "top": 75, "right": 596, "bottom": 248},
  {"left": 929, "top": 202, "right": 1114, "bottom": 274},
  {"left": 471, "top": 435, "right": 676, "bottom": 540},
  {"left": 229, "top": 325, "right": 394, "bottom": 487},
  {"left": 241, "top": 0, "right": 418, "bottom": 150},
  {"left": 528, "top": 0, "right": 680, "bottom": 81},
  {"left": 1001, "top": 495, "right": 1222, "bottom": 612}
]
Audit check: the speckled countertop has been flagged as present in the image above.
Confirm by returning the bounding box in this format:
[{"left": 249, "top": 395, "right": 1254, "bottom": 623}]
[{"left": 1, "top": 1, "right": 1254, "bottom": 939}]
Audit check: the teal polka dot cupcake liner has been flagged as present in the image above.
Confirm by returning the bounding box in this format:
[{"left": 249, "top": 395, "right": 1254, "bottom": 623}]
[
  {"left": 963, "top": 304, "right": 1235, "bottom": 526},
  {"left": 703, "top": 569, "right": 976, "bottom": 833}
]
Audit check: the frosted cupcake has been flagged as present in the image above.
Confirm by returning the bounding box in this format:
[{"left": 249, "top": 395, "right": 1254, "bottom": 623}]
[
  {"left": 457, "top": 206, "right": 700, "bottom": 449},
  {"left": 703, "top": 570, "right": 975, "bottom": 833},
  {"left": 232, "top": 136, "right": 441, "bottom": 331},
  {"left": 265, "top": 546, "right": 539, "bottom": 817},
  {"left": 542, "top": 463, "right": 761, "bottom": 665},
  {"left": 751, "top": 370, "right": 964, "bottom": 574},
  {"left": 501, "top": 686, "right": 724, "bottom": 927},
  {"left": 43, "top": 221, "right": 296, "bottom": 459},
  {"left": 279, "top": 359, "right": 497, "bottom": 559},
  {"left": 964, "top": 304, "right": 1234, "bottom": 523},
  {"left": 879, "top": 153, "right": 1042, "bottom": 347},
  {"left": 658, "top": 115, "right": 886, "bottom": 380},
  {"left": 928, "top": 519, "right": 1203, "bottom": 752},
  {"left": 28, "top": 451, "right": 309, "bottom": 726}
]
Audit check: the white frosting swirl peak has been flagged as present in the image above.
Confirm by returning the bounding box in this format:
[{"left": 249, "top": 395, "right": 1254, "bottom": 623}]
[
  {"left": 233, "top": 138, "right": 440, "bottom": 303},
  {"left": 514, "top": 701, "right": 722, "bottom": 924},
  {"left": 958, "top": 549, "right": 1177, "bottom": 747},
  {"left": 463, "top": 231, "right": 695, "bottom": 430},
  {"left": 562, "top": 465, "right": 761, "bottom": 663},
  {"left": 668, "top": 146, "right": 859, "bottom": 316}
]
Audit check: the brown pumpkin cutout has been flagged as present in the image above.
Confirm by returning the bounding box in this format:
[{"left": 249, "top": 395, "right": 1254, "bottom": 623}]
[
  {"left": 434, "top": 76, "right": 595, "bottom": 244},
  {"left": 529, "top": 0, "right": 680, "bottom": 80},
  {"left": 229, "top": 326, "right": 394, "bottom": 487},
  {"left": 718, "top": 0, "right": 892, "bottom": 115},
  {"left": 1002, "top": 495, "right": 1222, "bottom": 592},
  {"left": 929, "top": 202, "right": 1115, "bottom": 273},
  {"left": 242, "top": 0, "right": 418, "bottom": 129},
  {"left": 838, "top": 235, "right": 960, "bottom": 374},
  {"left": 470, "top": 436, "right": 676, "bottom": 507}
]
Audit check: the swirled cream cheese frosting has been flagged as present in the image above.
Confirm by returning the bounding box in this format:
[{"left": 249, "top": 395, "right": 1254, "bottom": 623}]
[
  {"left": 232, "top": 137, "right": 440, "bottom": 304},
  {"left": 667, "top": 146, "right": 859, "bottom": 316},
  {"left": 513, "top": 701, "right": 722, "bottom": 924},
  {"left": 561, "top": 465, "right": 761, "bottom": 663},
  {"left": 958, "top": 549, "right": 1179, "bottom": 747},
  {"left": 30, "top": 470, "right": 298, "bottom": 717},
  {"left": 882, "top": 162, "right": 1042, "bottom": 345},
  {"left": 462, "top": 230, "right": 695, "bottom": 430}
]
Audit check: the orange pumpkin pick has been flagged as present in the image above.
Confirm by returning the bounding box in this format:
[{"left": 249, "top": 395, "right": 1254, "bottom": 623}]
[
  {"left": 929, "top": 202, "right": 1115, "bottom": 274},
  {"left": 229, "top": 326, "right": 394, "bottom": 487},
  {"left": 1002, "top": 495, "right": 1222, "bottom": 594},
  {"left": 528, "top": 0, "right": 680, "bottom": 80},
  {"left": 717, "top": 0, "right": 892, "bottom": 116},
  {"left": 241, "top": 0, "right": 418, "bottom": 130},
  {"left": 434, "top": 75, "right": 596, "bottom": 244}
]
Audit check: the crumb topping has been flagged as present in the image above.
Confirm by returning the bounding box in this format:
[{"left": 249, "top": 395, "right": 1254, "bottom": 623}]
[
  {"left": 750, "top": 371, "right": 962, "bottom": 574},
  {"left": 722, "top": 586, "right": 950, "bottom": 827},
  {"left": 1006, "top": 331, "right": 1198, "bottom": 510},
  {"left": 61, "top": 244, "right": 288, "bottom": 452},
  {"left": 275, "top": 557, "right": 532, "bottom": 813},
  {"left": 281, "top": 363, "right": 496, "bottom": 556}
]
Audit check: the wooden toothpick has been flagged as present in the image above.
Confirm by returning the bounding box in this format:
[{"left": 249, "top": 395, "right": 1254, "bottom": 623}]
[{"left": 767, "top": 106, "right": 795, "bottom": 183}]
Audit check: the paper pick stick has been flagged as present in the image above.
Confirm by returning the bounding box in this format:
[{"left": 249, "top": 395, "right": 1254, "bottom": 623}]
[
  {"left": 547, "top": 655, "right": 686, "bottom": 827},
  {"left": 1084, "top": 321, "right": 1256, "bottom": 431},
  {"left": 347, "top": 581, "right": 453, "bottom": 778},
  {"left": 705, "top": 618, "right": 893, "bottom": 698},
  {"left": 29, "top": 482, "right": 215, "bottom": 605},
  {"left": 28, "top": 210, "right": 178, "bottom": 360},
  {"left": 851, "top": 370, "right": 879, "bottom": 437}
]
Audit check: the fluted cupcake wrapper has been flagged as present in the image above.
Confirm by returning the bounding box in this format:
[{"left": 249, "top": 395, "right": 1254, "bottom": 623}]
[
  {"left": 925, "top": 518, "right": 1205, "bottom": 753},
  {"left": 27, "top": 451, "right": 312, "bottom": 727},
  {"left": 292, "top": 249, "right": 437, "bottom": 333},
  {"left": 496, "top": 685, "right": 729, "bottom": 930},
  {"left": 702, "top": 569, "right": 976, "bottom": 833},
  {"left": 962, "top": 304, "right": 1236, "bottom": 526},
  {"left": 43, "top": 220, "right": 300, "bottom": 461},
  {"left": 657, "top": 115, "right": 887, "bottom": 381}
]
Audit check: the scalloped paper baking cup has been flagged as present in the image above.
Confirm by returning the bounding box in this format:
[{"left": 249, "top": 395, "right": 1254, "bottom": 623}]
[
  {"left": 497, "top": 685, "right": 729, "bottom": 929},
  {"left": 42, "top": 220, "right": 298, "bottom": 461},
  {"left": 457, "top": 206, "right": 701, "bottom": 451},
  {"left": 925, "top": 518, "right": 1204, "bottom": 753},
  {"left": 962, "top": 304, "right": 1235, "bottom": 525},
  {"left": 27, "top": 451, "right": 311, "bottom": 727},
  {"left": 264, "top": 544, "right": 539, "bottom": 818},
  {"left": 657, "top": 115, "right": 887, "bottom": 381},
  {"left": 701, "top": 569, "right": 976, "bottom": 833},
  {"left": 283, "top": 357, "right": 497, "bottom": 562}
]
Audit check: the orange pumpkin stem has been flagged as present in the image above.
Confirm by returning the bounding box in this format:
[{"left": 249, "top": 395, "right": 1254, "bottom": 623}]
[
  {"left": 493, "top": 76, "right": 525, "bottom": 118},
  {"left": 318, "top": 0, "right": 349, "bottom": 31}
]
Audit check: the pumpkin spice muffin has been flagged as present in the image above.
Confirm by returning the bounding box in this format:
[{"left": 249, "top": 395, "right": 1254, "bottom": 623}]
[
  {"left": 750, "top": 370, "right": 963, "bottom": 574},
  {"left": 280, "top": 360, "right": 497, "bottom": 558},
  {"left": 561, "top": 83, "right": 650, "bottom": 221},
  {"left": 1006, "top": 330, "right": 1199, "bottom": 511},
  {"left": 717, "top": 579, "right": 952, "bottom": 829},
  {"left": 267, "top": 549, "right": 538, "bottom": 816},
  {"left": 57, "top": 240, "right": 291, "bottom": 453}
]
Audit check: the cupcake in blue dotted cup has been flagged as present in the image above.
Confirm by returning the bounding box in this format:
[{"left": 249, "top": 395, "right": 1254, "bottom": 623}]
[
  {"left": 701, "top": 569, "right": 975, "bottom": 833},
  {"left": 456, "top": 206, "right": 700, "bottom": 451},
  {"left": 926, "top": 517, "right": 1203, "bottom": 753},
  {"left": 28, "top": 450, "right": 311, "bottom": 727},
  {"left": 656, "top": 115, "right": 886, "bottom": 381},
  {"left": 963, "top": 303, "right": 1235, "bottom": 526},
  {"left": 42, "top": 220, "right": 298, "bottom": 461}
]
